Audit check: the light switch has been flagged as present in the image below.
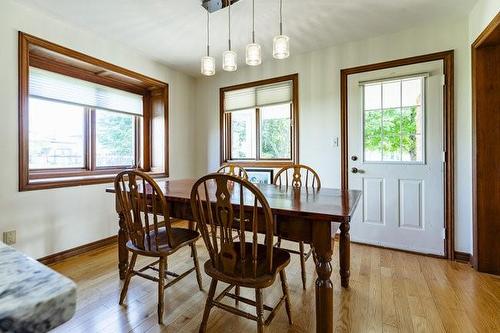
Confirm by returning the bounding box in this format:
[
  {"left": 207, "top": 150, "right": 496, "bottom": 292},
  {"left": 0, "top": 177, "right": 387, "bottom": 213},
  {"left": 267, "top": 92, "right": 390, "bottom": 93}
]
[{"left": 332, "top": 137, "right": 339, "bottom": 147}]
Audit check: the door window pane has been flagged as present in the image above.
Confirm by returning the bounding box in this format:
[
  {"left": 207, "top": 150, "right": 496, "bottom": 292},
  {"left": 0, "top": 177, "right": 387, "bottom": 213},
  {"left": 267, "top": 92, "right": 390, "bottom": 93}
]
[
  {"left": 95, "top": 110, "right": 136, "bottom": 167},
  {"left": 260, "top": 104, "right": 291, "bottom": 159},
  {"left": 382, "top": 81, "right": 400, "bottom": 108},
  {"left": 363, "top": 77, "right": 424, "bottom": 162},
  {"left": 231, "top": 109, "right": 256, "bottom": 159},
  {"left": 402, "top": 78, "right": 422, "bottom": 107},
  {"left": 364, "top": 110, "right": 382, "bottom": 137},
  {"left": 29, "top": 97, "right": 85, "bottom": 169},
  {"left": 364, "top": 83, "right": 381, "bottom": 110}
]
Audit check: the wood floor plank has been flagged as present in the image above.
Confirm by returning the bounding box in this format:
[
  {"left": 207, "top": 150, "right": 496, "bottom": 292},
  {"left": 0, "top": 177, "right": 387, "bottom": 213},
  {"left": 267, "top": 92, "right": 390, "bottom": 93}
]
[{"left": 48, "top": 240, "right": 500, "bottom": 333}]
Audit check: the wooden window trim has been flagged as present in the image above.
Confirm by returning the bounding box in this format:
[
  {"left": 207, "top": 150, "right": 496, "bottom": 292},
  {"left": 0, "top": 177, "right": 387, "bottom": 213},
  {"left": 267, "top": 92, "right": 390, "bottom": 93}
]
[
  {"left": 19, "top": 32, "right": 169, "bottom": 191},
  {"left": 219, "top": 73, "right": 299, "bottom": 167}
]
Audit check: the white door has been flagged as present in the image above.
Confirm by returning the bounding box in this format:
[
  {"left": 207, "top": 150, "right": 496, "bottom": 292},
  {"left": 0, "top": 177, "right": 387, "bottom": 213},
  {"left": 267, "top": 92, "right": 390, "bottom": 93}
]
[{"left": 347, "top": 61, "right": 445, "bottom": 255}]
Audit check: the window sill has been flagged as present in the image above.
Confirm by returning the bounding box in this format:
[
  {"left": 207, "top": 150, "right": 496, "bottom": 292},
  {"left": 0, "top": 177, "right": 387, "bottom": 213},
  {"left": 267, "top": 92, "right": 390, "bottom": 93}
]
[{"left": 20, "top": 171, "right": 168, "bottom": 191}]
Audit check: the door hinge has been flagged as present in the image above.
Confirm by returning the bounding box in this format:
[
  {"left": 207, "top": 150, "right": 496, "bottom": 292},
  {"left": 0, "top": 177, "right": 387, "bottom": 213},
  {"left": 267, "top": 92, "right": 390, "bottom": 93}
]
[
  {"left": 441, "top": 74, "right": 446, "bottom": 86},
  {"left": 442, "top": 227, "right": 447, "bottom": 240}
]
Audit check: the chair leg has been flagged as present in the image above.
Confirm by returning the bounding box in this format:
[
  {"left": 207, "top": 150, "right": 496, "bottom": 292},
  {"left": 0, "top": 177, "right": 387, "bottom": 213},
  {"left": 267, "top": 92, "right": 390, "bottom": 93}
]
[
  {"left": 255, "top": 288, "right": 264, "bottom": 333},
  {"left": 158, "top": 257, "right": 166, "bottom": 324},
  {"left": 119, "top": 253, "right": 137, "bottom": 305},
  {"left": 199, "top": 278, "right": 218, "bottom": 333},
  {"left": 280, "top": 270, "right": 293, "bottom": 325},
  {"left": 191, "top": 243, "right": 203, "bottom": 291},
  {"left": 299, "top": 241, "right": 307, "bottom": 289},
  {"left": 235, "top": 286, "right": 240, "bottom": 306}
]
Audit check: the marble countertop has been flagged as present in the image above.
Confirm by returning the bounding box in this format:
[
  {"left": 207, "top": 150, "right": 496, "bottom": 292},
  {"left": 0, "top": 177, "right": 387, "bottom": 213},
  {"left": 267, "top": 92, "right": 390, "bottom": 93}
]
[{"left": 0, "top": 242, "right": 76, "bottom": 333}]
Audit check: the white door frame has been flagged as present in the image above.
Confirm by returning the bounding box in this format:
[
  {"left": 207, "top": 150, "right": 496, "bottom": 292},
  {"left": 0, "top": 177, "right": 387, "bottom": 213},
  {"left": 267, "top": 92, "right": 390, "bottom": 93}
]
[{"left": 340, "top": 51, "right": 455, "bottom": 260}]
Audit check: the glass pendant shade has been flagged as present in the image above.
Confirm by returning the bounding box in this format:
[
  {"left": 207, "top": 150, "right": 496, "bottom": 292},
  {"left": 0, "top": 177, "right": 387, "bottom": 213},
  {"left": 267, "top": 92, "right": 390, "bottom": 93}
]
[
  {"left": 273, "top": 35, "right": 290, "bottom": 59},
  {"left": 246, "top": 43, "right": 262, "bottom": 66},
  {"left": 201, "top": 56, "right": 215, "bottom": 76},
  {"left": 222, "top": 50, "right": 237, "bottom": 71}
]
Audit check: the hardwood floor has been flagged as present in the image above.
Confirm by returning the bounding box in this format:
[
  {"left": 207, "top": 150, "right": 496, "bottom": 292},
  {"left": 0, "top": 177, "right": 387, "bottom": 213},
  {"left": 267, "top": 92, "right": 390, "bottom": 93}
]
[{"left": 49, "top": 231, "right": 500, "bottom": 332}]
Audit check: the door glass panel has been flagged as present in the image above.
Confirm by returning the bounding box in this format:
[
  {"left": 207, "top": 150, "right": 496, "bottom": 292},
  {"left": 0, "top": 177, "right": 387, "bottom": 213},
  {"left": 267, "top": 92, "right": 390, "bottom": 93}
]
[
  {"left": 95, "top": 109, "right": 136, "bottom": 167},
  {"left": 29, "top": 97, "right": 85, "bottom": 169},
  {"left": 231, "top": 109, "right": 256, "bottom": 159},
  {"left": 402, "top": 78, "right": 422, "bottom": 107},
  {"left": 364, "top": 110, "right": 382, "bottom": 137},
  {"left": 402, "top": 134, "right": 423, "bottom": 161},
  {"left": 382, "top": 135, "right": 402, "bottom": 161},
  {"left": 363, "top": 77, "right": 424, "bottom": 163},
  {"left": 382, "top": 81, "right": 400, "bottom": 108},
  {"left": 364, "top": 83, "right": 381, "bottom": 110}
]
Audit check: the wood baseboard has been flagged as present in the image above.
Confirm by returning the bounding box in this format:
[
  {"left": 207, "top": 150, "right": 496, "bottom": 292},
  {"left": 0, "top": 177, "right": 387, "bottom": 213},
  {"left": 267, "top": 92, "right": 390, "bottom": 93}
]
[
  {"left": 38, "top": 235, "right": 117, "bottom": 265},
  {"left": 454, "top": 251, "right": 472, "bottom": 264},
  {"left": 37, "top": 219, "right": 186, "bottom": 265}
]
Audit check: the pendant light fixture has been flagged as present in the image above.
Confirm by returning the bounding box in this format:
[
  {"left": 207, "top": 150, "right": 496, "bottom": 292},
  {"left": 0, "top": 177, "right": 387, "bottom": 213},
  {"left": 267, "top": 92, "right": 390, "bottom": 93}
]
[
  {"left": 245, "top": 0, "right": 261, "bottom": 66},
  {"left": 201, "top": 11, "right": 215, "bottom": 76},
  {"left": 273, "top": 0, "right": 290, "bottom": 60},
  {"left": 222, "top": 0, "right": 237, "bottom": 71}
]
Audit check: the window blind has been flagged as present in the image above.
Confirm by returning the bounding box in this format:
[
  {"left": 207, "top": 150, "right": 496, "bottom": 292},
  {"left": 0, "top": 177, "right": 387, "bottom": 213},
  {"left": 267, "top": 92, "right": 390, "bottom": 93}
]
[
  {"left": 29, "top": 67, "right": 143, "bottom": 115},
  {"left": 224, "top": 80, "right": 292, "bottom": 112}
]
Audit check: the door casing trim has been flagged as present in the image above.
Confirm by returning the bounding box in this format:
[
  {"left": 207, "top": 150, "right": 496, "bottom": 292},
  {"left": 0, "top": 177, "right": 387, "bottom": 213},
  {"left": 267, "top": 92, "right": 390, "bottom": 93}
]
[{"left": 340, "top": 51, "right": 455, "bottom": 260}]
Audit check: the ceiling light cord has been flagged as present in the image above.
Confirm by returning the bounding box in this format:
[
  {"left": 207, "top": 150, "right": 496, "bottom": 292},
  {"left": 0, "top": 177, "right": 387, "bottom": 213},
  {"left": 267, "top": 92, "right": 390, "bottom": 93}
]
[
  {"left": 252, "top": 0, "right": 255, "bottom": 43},
  {"left": 279, "top": 0, "right": 283, "bottom": 35},
  {"left": 228, "top": 0, "right": 232, "bottom": 50},
  {"left": 207, "top": 11, "right": 210, "bottom": 56}
]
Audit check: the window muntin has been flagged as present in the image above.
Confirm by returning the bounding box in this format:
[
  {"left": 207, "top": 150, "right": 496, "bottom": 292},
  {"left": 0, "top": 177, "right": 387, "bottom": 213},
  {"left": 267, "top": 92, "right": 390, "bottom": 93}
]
[
  {"left": 29, "top": 98, "right": 85, "bottom": 169},
  {"left": 363, "top": 76, "right": 425, "bottom": 163},
  {"left": 221, "top": 75, "right": 297, "bottom": 165}
]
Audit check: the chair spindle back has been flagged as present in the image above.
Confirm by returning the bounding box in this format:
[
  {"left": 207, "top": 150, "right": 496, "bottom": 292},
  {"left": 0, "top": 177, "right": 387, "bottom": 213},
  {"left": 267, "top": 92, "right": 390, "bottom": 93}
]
[
  {"left": 114, "top": 170, "right": 173, "bottom": 252},
  {"left": 273, "top": 164, "right": 321, "bottom": 189},
  {"left": 217, "top": 164, "right": 249, "bottom": 180},
  {"left": 190, "top": 173, "right": 274, "bottom": 276}
]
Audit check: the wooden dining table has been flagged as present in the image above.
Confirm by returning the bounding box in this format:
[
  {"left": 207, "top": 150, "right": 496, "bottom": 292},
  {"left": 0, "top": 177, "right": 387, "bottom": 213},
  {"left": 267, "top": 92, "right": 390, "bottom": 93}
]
[{"left": 106, "top": 179, "right": 361, "bottom": 332}]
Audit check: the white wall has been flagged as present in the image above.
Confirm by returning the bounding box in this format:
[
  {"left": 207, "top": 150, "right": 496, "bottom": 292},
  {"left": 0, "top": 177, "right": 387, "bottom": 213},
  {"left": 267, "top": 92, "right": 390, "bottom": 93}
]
[
  {"left": 195, "top": 18, "right": 473, "bottom": 253},
  {"left": 0, "top": 0, "right": 197, "bottom": 258},
  {"left": 469, "top": 0, "right": 500, "bottom": 42}
]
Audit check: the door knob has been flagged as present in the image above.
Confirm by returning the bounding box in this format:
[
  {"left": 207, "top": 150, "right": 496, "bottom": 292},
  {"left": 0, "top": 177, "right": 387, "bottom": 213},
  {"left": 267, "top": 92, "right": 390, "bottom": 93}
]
[
  {"left": 351, "top": 155, "right": 358, "bottom": 161},
  {"left": 351, "top": 167, "right": 360, "bottom": 174}
]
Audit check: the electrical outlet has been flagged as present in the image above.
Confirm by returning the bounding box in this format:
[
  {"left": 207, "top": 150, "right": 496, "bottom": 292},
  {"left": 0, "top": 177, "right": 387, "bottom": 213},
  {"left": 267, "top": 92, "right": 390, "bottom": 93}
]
[{"left": 3, "top": 230, "right": 16, "bottom": 245}]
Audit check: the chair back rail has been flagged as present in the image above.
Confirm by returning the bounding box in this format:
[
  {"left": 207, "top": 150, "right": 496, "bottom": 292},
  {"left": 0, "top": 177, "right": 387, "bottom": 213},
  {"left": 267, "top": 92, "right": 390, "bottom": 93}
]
[
  {"left": 191, "top": 173, "right": 274, "bottom": 276},
  {"left": 273, "top": 164, "right": 321, "bottom": 189},
  {"left": 217, "top": 164, "right": 249, "bottom": 180},
  {"left": 114, "top": 170, "right": 174, "bottom": 252}
]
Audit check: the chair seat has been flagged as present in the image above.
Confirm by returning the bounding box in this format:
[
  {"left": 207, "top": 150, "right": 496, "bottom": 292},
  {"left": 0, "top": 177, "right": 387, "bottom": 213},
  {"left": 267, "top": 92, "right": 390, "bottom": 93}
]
[
  {"left": 127, "top": 227, "right": 200, "bottom": 256},
  {"left": 204, "top": 242, "right": 291, "bottom": 288}
]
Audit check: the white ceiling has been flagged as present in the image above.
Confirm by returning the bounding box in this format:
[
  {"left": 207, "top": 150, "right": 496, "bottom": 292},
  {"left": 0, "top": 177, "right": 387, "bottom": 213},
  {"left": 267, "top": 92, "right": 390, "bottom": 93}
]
[{"left": 16, "top": 0, "right": 475, "bottom": 77}]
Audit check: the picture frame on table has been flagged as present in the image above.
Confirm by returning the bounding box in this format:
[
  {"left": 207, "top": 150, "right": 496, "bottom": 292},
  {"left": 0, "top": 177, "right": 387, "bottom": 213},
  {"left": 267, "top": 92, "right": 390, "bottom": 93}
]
[{"left": 246, "top": 169, "right": 274, "bottom": 185}]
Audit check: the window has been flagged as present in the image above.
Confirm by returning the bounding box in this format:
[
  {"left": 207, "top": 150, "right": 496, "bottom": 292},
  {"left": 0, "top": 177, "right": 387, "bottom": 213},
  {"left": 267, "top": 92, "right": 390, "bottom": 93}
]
[
  {"left": 19, "top": 33, "right": 168, "bottom": 190},
  {"left": 220, "top": 74, "right": 298, "bottom": 166},
  {"left": 362, "top": 75, "right": 425, "bottom": 163}
]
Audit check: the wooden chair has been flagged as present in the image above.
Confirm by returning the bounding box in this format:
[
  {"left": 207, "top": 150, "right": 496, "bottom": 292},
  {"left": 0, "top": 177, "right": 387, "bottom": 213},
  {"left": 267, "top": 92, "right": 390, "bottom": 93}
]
[
  {"left": 217, "top": 163, "right": 249, "bottom": 180},
  {"left": 273, "top": 164, "right": 321, "bottom": 289},
  {"left": 114, "top": 170, "right": 203, "bottom": 324},
  {"left": 191, "top": 173, "right": 293, "bottom": 333}
]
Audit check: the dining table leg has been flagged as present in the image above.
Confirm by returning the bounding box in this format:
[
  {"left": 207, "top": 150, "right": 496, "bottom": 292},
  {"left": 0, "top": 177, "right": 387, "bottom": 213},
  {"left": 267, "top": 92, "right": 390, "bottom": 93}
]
[
  {"left": 312, "top": 220, "right": 334, "bottom": 333},
  {"left": 339, "top": 222, "right": 350, "bottom": 288},
  {"left": 118, "top": 211, "right": 128, "bottom": 280}
]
